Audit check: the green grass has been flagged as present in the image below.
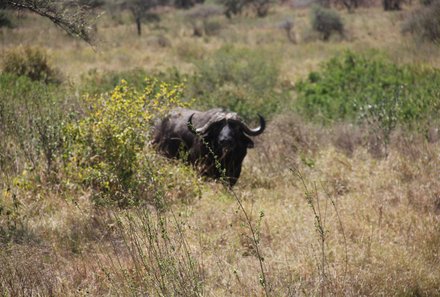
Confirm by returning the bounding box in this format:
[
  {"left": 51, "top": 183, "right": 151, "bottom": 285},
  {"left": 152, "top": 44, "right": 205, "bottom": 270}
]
[{"left": 0, "top": 73, "right": 71, "bottom": 175}]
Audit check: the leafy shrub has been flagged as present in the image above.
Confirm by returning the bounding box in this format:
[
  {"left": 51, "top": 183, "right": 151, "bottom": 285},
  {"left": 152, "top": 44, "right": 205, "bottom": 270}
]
[
  {"left": 187, "top": 4, "right": 223, "bottom": 19},
  {"left": 249, "top": 0, "right": 273, "bottom": 17},
  {"left": 155, "top": 34, "right": 172, "bottom": 47},
  {"left": 175, "top": 40, "right": 206, "bottom": 60},
  {"left": 185, "top": 4, "right": 223, "bottom": 37},
  {"left": 383, "top": 0, "right": 403, "bottom": 10},
  {"left": 402, "top": 0, "right": 440, "bottom": 43},
  {"left": 1, "top": 47, "right": 62, "bottom": 84},
  {"left": 188, "top": 45, "right": 288, "bottom": 120},
  {"left": 420, "top": 0, "right": 434, "bottom": 5},
  {"left": 0, "top": 10, "right": 13, "bottom": 28},
  {"left": 0, "top": 73, "right": 68, "bottom": 176},
  {"left": 174, "top": 0, "right": 205, "bottom": 9},
  {"left": 311, "top": 6, "right": 344, "bottom": 41},
  {"left": 63, "top": 79, "right": 199, "bottom": 207},
  {"left": 334, "top": 0, "right": 361, "bottom": 12},
  {"left": 217, "top": 0, "right": 273, "bottom": 18},
  {"left": 203, "top": 19, "right": 224, "bottom": 36},
  {"left": 0, "top": 187, "right": 27, "bottom": 244},
  {"left": 189, "top": 19, "right": 223, "bottom": 37},
  {"left": 217, "top": 0, "right": 245, "bottom": 18},
  {"left": 80, "top": 67, "right": 187, "bottom": 99},
  {"left": 296, "top": 51, "right": 440, "bottom": 132},
  {"left": 80, "top": 68, "right": 150, "bottom": 95}
]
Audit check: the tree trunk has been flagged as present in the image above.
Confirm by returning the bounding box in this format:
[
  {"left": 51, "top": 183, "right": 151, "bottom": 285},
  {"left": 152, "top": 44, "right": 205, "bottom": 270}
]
[{"left": 136, "top": 16, "right": 141, "bottom": 36}]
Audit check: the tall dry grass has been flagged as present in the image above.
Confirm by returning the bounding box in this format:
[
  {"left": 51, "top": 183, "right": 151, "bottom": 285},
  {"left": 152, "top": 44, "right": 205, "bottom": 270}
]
[{"left": 1, "top": 113, "right": 439, "bottom": 296}]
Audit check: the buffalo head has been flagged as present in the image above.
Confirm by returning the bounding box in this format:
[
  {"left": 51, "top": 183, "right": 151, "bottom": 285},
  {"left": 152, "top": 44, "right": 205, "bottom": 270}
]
[{"left": 188, "top": 112, "right": 264, "bottom": 152}]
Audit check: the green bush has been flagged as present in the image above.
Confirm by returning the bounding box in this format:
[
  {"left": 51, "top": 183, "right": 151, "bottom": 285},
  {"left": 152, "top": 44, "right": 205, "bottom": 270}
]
[
  {"left": 0, "top": 73, "right": 68, "bottom": 176},
  {"left": 0, "top": 10, "right": 13, "bottom": 28},
  {"left": 80, "top": 68, "right": 150, "bottom": 95},
  {"left": 63, "top": 79, "right": 199, "bottom": 207},
  {"left": 185, "top": 5, "right": 223, "bottom": 37},
  {"left": 188, "top": 45, "right": 288, "bottom": 120},
  {"left": 383, "top": 0, "right": 403, "bottom": 10},
  {"left": 203, "top": 19, "right": 223, "bottom": 36},
  {"left": 217, "top": 0, "right": 273, "bottom": 18},
  {"left": 79, "top": 67, "right": 185, "bottom": 96},
  {"left": 1, "top": 47, "right": 62, "bottom": 84},
  {"left": 295, "top": 51, "right": 440, "bottom": 131},
  {"left": 420, "top": 0, "right": 434, "bottom": 5},
  {"left": 311, "top": 6, "right": 344, "bottom": 41},
  {"left": 217, "top": 0, "right": 246, "bottom": 18}
]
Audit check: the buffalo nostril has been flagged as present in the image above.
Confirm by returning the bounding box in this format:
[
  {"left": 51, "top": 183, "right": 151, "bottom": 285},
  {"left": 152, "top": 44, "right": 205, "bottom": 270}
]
[{"left": 220, "top": 139, "right": 233, "bottom": 147}]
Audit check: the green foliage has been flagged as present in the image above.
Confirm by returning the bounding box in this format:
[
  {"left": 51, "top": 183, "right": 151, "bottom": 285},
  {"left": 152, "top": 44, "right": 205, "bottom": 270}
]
[
  {"left": 217, "top": 0, "right": 273, "bottom": 18},
  {"left": 217, "top": 0, "right": 245, "bottom": 18},
  {"left": 0, "top": 73, "right": 68, "bottom": 175},
  {"left": 185, "top": 4, "right": 224, "bottom": 37},
  {"left": 296, "top": 51, "right": 440, "bottom": 132},
  {"left": 311, "top": 5, "right": 344, "bottom": 41},
  {"left": 188, "top": 45, "right": 287, "bottom": 120},
  {"left": 0, "top": 68, "right": 201, "bottom": 208},
  {"left": 80, "top": 68, "right": 150, "bottom": 95},
  {"left": 1, "top": 47, "right": 62, "bottom": 84},
  {"left": 420, "top": 0, "right": 434, "bottom": 5},
  {"left": 63, "top": 78, "right": 198, "bottom": 207},
  {"left": 251, "top": 0, "right": 274, "bottom": 17},
  {"left": 0, "top": 74, "right": 67, "bottom": 242},
  {"left": 202, "top": 19, "right": 223, "bottom": 36},
  {"left": 0, "top": 187, "right": 27, "bottom": 244},
  {"left": 0, "top": 10, "right": 13, "bottom": 28},
  {"left": 79, "top": 67, "right": 186, "bottom": 96},
  {"left": 174, "top": 0, "right": 205, "bottom": 9},
  {"left": 383, "top": 0, "right": 403, "bottom": 11}
]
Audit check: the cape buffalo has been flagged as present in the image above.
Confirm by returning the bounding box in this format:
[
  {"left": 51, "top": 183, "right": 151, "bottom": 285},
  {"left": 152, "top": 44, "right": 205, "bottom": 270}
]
[{"left": 152, "top": 108, "right": 266, "bottom": 186}]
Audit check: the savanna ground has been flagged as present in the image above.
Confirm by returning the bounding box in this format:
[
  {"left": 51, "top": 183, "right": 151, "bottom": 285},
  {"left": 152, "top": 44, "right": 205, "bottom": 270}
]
[{"left": 1, "top": 1, "right": 440, "bottom": 296}]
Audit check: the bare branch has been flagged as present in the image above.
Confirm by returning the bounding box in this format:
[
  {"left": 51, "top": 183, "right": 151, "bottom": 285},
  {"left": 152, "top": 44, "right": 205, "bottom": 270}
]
[{"left": 3, "top": 0, "right": 97, "bottom": 44}]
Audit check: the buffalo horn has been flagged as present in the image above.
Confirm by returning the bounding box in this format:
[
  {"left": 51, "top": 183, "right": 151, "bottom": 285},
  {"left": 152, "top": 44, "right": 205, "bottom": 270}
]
[
  {"left": 187, "top": 113, "right": 199, "bottom": 134},
  {"left": 188, "top": 112, "right": 265, "bottom": 136},
  {"left": 241, "top": 114, "right": 265, "bottom": 136},
  {"left": 188, "top": 113, "right": 223, "bottom": 134}
]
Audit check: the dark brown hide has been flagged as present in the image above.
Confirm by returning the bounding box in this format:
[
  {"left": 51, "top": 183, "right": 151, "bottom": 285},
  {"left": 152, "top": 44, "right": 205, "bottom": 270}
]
[{"left": 152, "top": 108, "right": 265, "bottom": 186}]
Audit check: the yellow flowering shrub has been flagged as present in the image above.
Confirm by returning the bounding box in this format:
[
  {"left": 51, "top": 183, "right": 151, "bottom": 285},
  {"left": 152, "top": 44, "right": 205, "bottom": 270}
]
[{"left": 63, "top": 78, "right": 199, "bottom": 207}]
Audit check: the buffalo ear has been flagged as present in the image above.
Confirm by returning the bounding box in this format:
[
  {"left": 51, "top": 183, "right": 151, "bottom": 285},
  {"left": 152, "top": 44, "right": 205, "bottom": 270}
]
[{"left": 247, "top": 139, "right": 254, "bottom": 148}]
